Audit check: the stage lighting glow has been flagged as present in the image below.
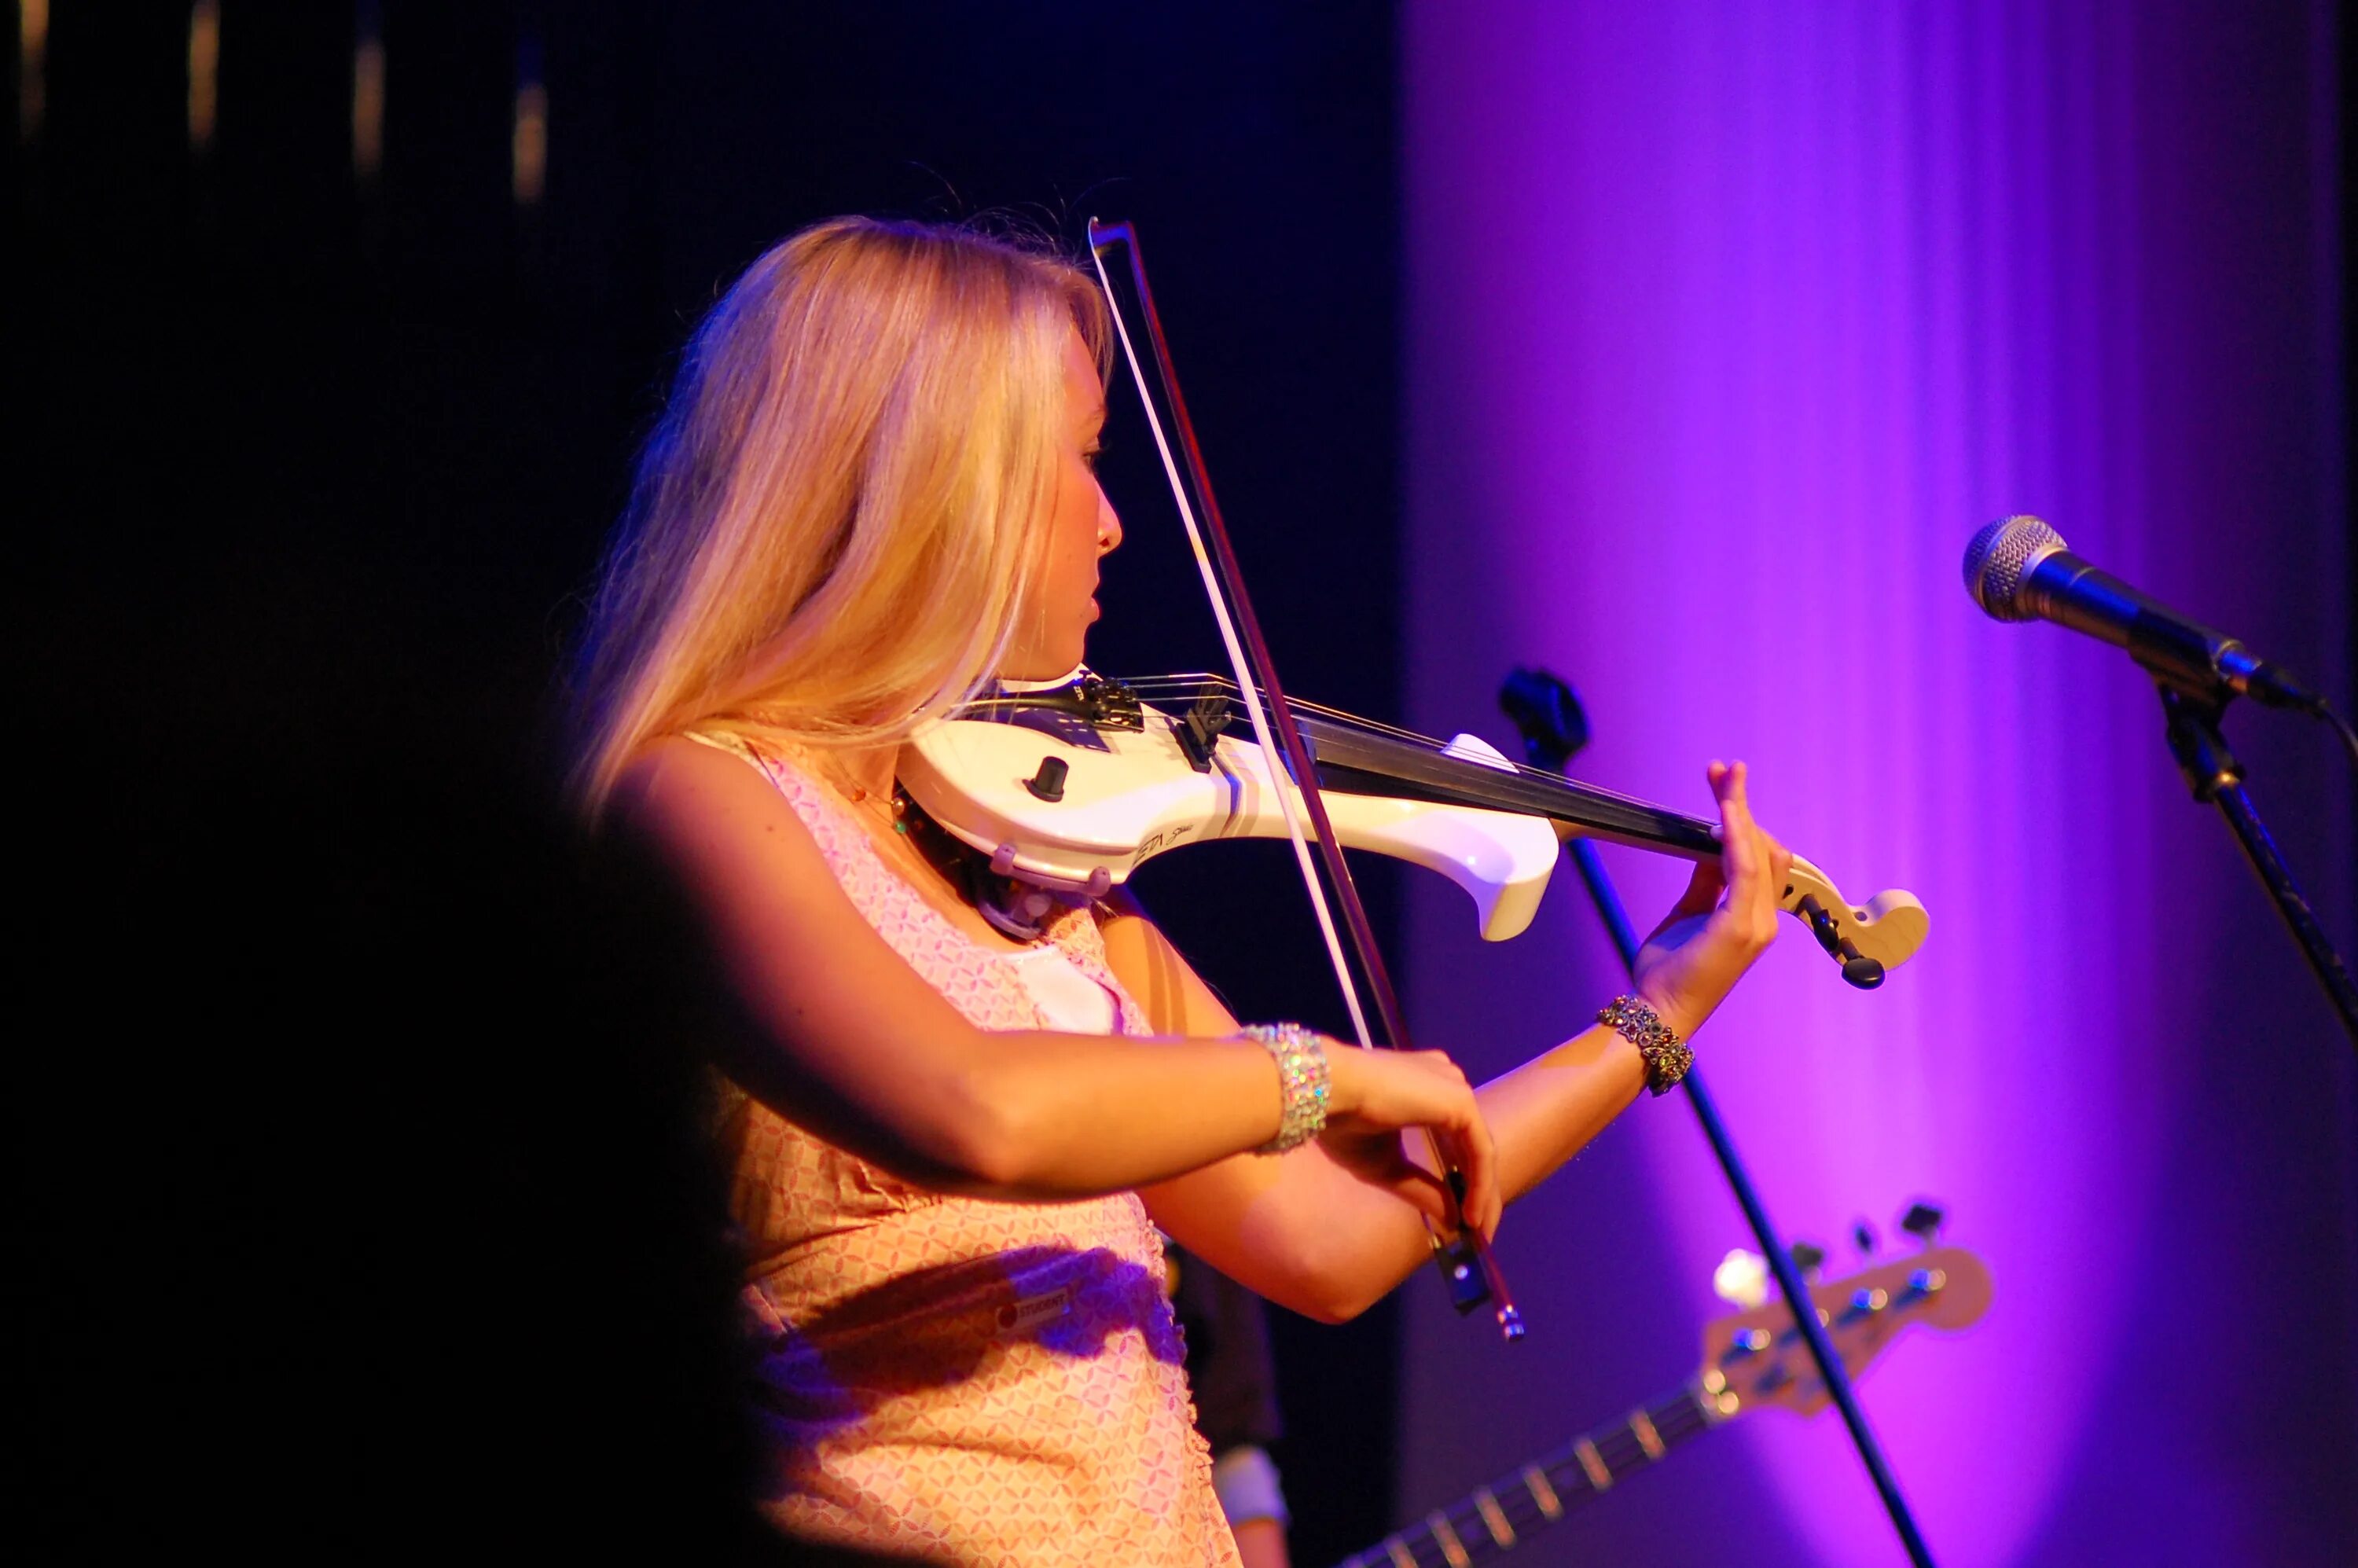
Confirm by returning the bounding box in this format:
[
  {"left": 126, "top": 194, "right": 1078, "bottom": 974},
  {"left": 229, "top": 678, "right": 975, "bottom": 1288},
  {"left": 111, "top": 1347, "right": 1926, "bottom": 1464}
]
[
  {"left": 353, "top": 13, "right": 384, "bottom": 182},
  {"left": 1398, "top": 5, "right": 2350, "bottom": 1565},
  {"left": 187, "top": 0, "right": 219, "bottom": 154},
  {"left": 17, "top": 0, "right": 44, "bottom": 142},
  {"left": 512, "top": 39, "right": 546, "bottom": 209}
]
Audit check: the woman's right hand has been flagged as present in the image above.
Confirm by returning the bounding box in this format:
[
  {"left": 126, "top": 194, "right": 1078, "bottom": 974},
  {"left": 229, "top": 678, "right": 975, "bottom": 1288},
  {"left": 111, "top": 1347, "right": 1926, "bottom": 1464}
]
[{"left": 1317, "top": 1043, "right": 1500, "bottom": 1242}]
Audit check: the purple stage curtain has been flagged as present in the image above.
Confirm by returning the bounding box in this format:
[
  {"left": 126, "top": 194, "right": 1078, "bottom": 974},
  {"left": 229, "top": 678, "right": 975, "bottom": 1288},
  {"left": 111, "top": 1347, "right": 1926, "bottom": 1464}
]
[{"left": 1398, "top": 3, "right": 2354, "bottom": 1563}]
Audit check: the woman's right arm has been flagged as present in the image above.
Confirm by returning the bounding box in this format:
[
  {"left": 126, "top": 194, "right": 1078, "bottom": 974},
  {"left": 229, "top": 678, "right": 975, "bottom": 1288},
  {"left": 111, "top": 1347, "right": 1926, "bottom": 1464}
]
[{"left": 610, "top": 737, "right": 1493, "bottom": 1208}]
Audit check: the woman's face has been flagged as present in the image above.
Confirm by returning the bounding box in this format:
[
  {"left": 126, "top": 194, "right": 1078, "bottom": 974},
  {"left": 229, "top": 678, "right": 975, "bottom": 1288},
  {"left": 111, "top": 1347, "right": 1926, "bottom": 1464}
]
[{"left": 999, "top": 327, "right": 1122, "bottom": 681}]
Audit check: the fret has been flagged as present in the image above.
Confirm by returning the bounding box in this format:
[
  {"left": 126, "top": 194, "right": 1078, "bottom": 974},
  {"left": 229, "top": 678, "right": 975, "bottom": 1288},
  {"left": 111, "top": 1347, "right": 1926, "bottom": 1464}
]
[
  {"left": 1521, "top": 1463, "right": 1563, "bottom": 1520},
  {"left": 1629, "top": 1406, "right": 1666, "bottom": 1461},
  {"left": 1425, "top": 1510, "right": 1471, "bottom": 1568},
  {"left": 1594, "top": 1426, "right": 1647, "bottom": 1485},
  {"left": 1383, "top": 1537, "right": 1417, "bottom": 1568},
  {"left": 1471, "top": 1486, "right": 1516, "bottom": 1549},
  {"left": 1573, "top": 1436, "right": 1613, "bottom": 1491}
]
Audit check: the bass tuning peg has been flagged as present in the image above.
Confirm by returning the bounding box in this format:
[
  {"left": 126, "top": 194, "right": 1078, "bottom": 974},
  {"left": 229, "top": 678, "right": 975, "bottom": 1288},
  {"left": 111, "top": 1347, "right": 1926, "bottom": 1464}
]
[
  {"left": 1853, "top": 1217, "right": 1879, "bottom": 1257},
  {"left": 1712, "top": 1247, "right": 1769, "bottom": 1309},
  {"left": 1788, "top": 1240, "right": 1826, "bottom": 1280},
  {"left": 1898, "top": 1200, "right": 1945, "bottom": 1244}
]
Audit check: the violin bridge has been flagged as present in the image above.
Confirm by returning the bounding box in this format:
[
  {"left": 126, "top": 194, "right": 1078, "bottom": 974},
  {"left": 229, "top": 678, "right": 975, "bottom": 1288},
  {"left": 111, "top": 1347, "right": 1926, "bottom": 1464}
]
[{"left": 1170, "top": 694, "right": 1229, "bottom": 772}]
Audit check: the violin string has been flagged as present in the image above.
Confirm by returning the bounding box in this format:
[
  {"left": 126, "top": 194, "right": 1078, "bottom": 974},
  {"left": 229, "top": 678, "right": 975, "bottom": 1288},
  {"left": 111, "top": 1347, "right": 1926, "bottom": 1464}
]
[
  {"left": 1087, "top": 237, "right": 1377, "bottom": 1053},
  {"left": 1122, "top": 674, "right": 1443, "bottom": 748},
  {"left": 1125, "top": 674, "right": 1566, "bottom": 773},
  {"left": 1196, "top": 681, "right": 1700, "bottom": 821},
  {"left": 1120, "top": 674, "right": 1711, "bottom": 821},
  {"left": 1123, "top": 677, "right": 1504, "bottom": 773}
]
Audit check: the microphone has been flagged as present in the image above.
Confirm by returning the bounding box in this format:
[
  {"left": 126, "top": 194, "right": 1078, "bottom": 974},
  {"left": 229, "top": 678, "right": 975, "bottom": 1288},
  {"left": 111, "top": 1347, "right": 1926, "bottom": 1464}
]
[{"left": 1962, "top": 515, "right": 2322, "bottom": 711}]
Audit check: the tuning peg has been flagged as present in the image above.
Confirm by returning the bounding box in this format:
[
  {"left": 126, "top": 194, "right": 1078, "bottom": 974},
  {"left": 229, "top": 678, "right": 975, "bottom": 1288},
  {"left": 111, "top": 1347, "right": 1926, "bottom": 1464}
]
[
  {"left": 1713, "top": 1248, "right": 1769, "bottom": 1309},
  {"left": 1838, "top": 1286, "right": 1892, "bottom": 1323},
  {"left": 1852, "top": 1218, "right": 1879, "bottom": 1257},
  {"left": 1898, "top": 1201, "right": 1945, "bottom": 1244},
  {"left": 1787, "top": 1240, "right": 1826, "bottom": 1280},
  {"left": 1897, "top": 1267, "right": 1948, "bottom": 1303}
]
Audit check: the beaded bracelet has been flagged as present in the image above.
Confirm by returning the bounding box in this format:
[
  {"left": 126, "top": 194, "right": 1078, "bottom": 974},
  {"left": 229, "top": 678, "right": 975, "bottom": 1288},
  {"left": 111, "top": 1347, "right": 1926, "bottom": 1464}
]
[
  {"left": 1598, "top": 994, "right": 1694, "bottom": 1096},
  {"left": 1241, "top": 1023, "right": 1331, "bottom": 1153}
]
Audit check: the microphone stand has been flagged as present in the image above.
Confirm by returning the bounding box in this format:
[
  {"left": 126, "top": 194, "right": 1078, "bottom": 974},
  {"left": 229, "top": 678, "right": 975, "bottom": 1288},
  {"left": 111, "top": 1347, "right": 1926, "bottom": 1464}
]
[
  {"left": 2155, "top": 684, "right": 2358, "bottom": 1048},
  {"left": 1500, "top": 669, "right": 1938, "bottom": 1568}
]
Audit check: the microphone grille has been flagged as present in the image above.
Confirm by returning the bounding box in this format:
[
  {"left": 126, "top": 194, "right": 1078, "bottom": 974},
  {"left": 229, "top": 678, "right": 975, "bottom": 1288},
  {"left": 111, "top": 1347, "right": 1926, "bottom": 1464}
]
[{"left": 1963, "top": 514, "right": 2066, "bottom": 621}]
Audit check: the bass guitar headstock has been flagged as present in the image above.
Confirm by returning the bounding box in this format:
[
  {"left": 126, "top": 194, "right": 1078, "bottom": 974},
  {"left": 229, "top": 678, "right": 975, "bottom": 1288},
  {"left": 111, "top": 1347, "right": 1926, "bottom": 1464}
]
[{"left": 1700, "top": 1206, "right": 1991, "bottom": 1419}]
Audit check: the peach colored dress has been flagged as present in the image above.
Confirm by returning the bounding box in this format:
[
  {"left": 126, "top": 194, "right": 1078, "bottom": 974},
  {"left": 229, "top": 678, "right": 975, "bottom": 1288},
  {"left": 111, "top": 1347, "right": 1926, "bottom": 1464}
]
[{"left": 689, "top": 733, "right": 1240, "bottom": 1568}]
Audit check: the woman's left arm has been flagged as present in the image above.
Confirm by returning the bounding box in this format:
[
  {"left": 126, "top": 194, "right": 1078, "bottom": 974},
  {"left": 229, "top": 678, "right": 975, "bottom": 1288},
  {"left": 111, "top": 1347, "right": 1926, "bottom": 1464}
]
[{"left": 1121, "top": 758, "right": 1788, "bottom": 1324}]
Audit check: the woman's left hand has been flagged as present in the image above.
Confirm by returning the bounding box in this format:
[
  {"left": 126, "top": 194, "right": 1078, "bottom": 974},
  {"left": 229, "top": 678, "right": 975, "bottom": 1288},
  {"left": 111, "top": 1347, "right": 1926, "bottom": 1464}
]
[{"left": 1630, "top": 759, "right": 1794, "bottom": 1041}]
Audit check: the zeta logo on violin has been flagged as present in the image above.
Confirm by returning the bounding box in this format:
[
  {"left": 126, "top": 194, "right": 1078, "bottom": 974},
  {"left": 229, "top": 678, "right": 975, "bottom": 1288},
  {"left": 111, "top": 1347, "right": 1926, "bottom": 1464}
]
[{"left": 1129, "top": 821, "right": 1194, "bottom": 865}]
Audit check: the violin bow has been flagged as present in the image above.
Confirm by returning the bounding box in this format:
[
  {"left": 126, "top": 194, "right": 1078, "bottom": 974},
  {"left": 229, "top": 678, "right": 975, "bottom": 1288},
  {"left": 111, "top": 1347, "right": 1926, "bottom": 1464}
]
[{"left": 1086, "top": 218, "right": 1523, "bottom": 1340}]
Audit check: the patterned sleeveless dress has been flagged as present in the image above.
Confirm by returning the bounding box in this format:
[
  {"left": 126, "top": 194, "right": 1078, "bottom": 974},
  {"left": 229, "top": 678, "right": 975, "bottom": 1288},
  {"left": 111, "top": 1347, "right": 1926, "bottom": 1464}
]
[{"left": 687, "top": 732, "right": 1241, "bottom": 1568}]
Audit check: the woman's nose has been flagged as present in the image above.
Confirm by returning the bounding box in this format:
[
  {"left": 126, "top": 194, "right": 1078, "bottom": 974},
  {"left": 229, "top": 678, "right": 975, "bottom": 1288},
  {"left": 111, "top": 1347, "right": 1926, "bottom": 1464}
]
[{"left": 1096, "top": 490, "right": 1123, "bottom": 554}]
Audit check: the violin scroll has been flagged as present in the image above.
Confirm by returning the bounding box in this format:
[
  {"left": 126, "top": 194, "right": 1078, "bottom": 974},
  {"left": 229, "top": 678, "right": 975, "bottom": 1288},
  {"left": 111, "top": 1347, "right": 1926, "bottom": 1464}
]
[{"left": 1779, "top": 858, "right": 1929, "bottom": 990}]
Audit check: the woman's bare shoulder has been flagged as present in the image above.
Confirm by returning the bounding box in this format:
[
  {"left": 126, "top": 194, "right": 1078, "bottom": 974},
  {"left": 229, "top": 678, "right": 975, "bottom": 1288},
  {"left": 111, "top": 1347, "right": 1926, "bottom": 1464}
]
[
  {"left": 609, "top": 734, "right": 821, "bottom": 864},
  {"left": 1093, "top": 890, "right": 1240, "bottom": 1037},
  {"left": 613, "top": 731, "right": 741, "bottom": 805}
]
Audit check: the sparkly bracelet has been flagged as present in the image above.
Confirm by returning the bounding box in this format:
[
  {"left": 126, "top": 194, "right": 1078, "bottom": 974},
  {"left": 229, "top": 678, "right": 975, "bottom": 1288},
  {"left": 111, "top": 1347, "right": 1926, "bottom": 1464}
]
[
  {"left": 1598, "top": 995, "right": 1693, "bottom": 1096},
  {"left": 1241, "top": 1023, "right": 1331, "bottom": 1154}
]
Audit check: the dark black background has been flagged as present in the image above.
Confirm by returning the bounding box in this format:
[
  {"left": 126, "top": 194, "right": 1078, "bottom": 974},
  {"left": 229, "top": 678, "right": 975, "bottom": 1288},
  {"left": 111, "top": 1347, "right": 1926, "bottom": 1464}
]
[{"left": 15, "top": 4, "right": 1411, "bottom": 1561}]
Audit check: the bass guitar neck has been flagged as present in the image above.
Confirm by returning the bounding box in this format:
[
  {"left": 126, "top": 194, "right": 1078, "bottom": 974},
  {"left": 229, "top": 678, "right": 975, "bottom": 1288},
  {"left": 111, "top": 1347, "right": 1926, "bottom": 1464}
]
[{"left": 1331, "top": 1381, "right": 1725, "bottom": 1568}]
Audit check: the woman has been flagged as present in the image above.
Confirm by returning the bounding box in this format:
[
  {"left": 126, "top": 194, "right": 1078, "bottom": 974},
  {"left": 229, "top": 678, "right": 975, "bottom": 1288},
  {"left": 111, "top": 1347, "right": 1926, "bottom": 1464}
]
[{"left": 574, "top": 217, "right": 1789, "bottom": 1566}]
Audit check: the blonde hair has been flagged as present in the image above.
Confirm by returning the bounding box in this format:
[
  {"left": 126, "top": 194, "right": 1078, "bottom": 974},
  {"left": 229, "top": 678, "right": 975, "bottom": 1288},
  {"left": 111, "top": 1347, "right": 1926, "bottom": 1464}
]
[{"left": 570, "top": 216, "right": 1109, "bottom": 813}]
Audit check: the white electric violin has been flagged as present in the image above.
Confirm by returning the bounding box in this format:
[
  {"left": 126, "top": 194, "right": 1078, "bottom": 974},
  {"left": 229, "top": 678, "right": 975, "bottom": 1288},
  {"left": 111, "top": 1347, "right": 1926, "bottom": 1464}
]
[{"left": 902, "top": 670, "right": 1930, "bottom": 986}]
